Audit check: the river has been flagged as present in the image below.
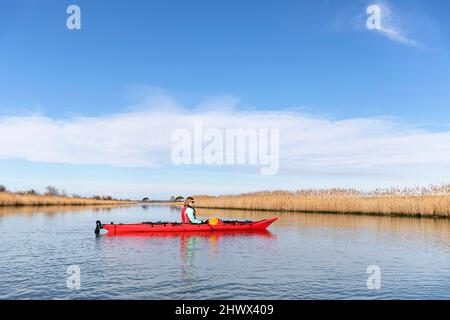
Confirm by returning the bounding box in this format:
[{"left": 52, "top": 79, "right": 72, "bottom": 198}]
[{"left": 1, "top": 205, "right": 449, "bottom": 299}]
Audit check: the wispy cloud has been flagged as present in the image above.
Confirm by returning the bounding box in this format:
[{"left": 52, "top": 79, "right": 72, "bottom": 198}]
[
  {"left": 1, "top": 93, "right": 450, "bottom": 187},
  {"left": 371, "top": 1, "right": 419, "bottom": 47}
]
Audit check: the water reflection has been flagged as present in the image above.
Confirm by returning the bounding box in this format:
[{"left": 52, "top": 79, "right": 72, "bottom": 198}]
[
  {"left": 178, "top": 231, "right": 275, "bottom": 279},
  {"left": 2, "top": 204, "right": 450, "bottom": 244},
  {"left": 0, "top": 204, "right": 134, "bottom": 217},
  {"left": 99, "top": 229, "right": 275, "bottom": 280},
  {"left": 1, "top": 204, "right": 450, "bottom": 299},
  {"left": 2, "top": 204, "right": 449, "bottom": 245},
  {"left": 198, "top": 208, "right": 450, "bottom": 245}
]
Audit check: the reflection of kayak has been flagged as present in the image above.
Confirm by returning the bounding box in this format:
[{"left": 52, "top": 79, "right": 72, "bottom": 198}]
[
  {"left": 96, "top": 218, "right": 277, "bottom": 235},
  {"left": 102, "top": 229, "right": 275, "bottom": 238}
]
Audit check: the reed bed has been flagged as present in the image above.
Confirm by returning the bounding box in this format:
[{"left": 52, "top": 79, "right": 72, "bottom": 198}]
[
  {"left": 194, "top": 185, "right": 450, "bottom": 218},
  {"left": 0, "top": 192, "right": 133, "bottom": 207}
]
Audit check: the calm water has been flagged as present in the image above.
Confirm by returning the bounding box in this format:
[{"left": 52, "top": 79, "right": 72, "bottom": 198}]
[{"left": 1, "top": 205, "right": 450, "bottom": 299}]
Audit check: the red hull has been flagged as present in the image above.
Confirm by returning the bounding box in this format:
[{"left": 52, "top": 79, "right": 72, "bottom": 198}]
[{"left": 101, "top": 218, "right": 277, "bottom": 235}]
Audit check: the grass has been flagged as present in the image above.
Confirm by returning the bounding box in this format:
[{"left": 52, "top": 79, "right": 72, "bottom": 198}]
[
  {"left": 192, "top": 185, "right": 450, "bottom": 218},
  {"left": 0, "top": 192, "right": 135, "bottom": 207}
]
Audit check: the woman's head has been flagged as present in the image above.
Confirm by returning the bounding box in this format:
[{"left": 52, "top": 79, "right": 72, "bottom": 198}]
[{"left": 184, "top": 197, "right": 195, "bottom": 207}]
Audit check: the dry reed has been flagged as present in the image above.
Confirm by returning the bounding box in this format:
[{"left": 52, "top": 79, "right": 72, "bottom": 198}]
[
  {"left": 193, "top": 185, "right": 450, "bottom": 218},
  {"left": 0, "top": 192, "right": 134, "bottom": 207}
]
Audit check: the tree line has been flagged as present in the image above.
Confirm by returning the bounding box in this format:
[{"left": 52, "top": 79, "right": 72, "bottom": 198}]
[{"left": 0, "top": 184, "right": 118, "bottom": 201}]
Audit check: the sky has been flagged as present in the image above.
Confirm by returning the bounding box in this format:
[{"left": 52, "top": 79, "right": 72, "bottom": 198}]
[{"left": 1, "top": 0, "right": 450, "bottom": 199}]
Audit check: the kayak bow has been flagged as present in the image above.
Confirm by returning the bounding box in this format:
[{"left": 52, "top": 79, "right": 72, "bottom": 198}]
[{"left": 96, "top": 218, "right": 277, "bottom": 235}]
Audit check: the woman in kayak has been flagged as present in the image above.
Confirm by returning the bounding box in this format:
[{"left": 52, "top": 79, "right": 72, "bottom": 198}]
[{"left": 181, "top": 197, "right": 207, "bottom": 224}]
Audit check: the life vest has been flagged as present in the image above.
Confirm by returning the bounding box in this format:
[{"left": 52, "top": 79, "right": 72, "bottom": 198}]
[
  {"left": 181, "top": 207, "right": 189, "bottom": 222},
  {"left": 181, "top": 206, "right": 198, "bottom": 223}
]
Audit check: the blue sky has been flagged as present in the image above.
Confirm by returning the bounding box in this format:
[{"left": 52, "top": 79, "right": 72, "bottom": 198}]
[{"left": 1, "top": 0, "right": 450, "bottom": 199}]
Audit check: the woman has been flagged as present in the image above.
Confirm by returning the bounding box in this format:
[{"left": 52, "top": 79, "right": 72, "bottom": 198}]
[{"left": 181, "top": 197, "right": 206, "bottom": 224}]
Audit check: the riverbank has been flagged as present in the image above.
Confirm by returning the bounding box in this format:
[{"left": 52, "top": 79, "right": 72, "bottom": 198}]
[
  {"left": 0, "top": 192, "right": 135, "bottom": 206},
  {"left": 191, "top": 188, "right": 450, "bottom": 218}
]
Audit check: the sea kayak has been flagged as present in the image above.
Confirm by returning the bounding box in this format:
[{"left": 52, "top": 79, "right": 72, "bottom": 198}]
[{"left": 96, "top": 218, "right": 277, "bottom": 235}]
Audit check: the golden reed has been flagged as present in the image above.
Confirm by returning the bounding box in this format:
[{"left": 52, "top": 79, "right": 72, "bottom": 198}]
[
  {"left": 0, "top": 192, "right": 133, "bottom": 206},
  {"left": 193, "top": 185, "right": 450, "bottom": 218}
]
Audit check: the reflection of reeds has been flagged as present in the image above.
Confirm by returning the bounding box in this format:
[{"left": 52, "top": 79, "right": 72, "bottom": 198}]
[
  {"left": 194, "top": 185, "right": 450, "bottom": 217},
  {"left": 199, "top": 208, "right": 450, "bottom": 244},
  {"left": 0, "top": 192, "right": 135, "bottom": 207},
  {"left": 0, "top": 204, "right": 135, "bottom": 217}
]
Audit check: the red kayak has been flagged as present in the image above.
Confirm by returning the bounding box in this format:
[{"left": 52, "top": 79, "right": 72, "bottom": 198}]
[{"left": 96, "top": 218, "right": 277, "bottom": 235}]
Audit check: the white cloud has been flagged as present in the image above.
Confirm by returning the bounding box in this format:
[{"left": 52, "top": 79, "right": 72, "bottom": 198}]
[
  {"left": 358, "top": 1, "right": 429, "bottom": 48},
  {"left": 1, "top": 94, "right": 450, "bottom": 188},
  {"left": 372, "top": 1, "right": 419, "bottom": 47}
]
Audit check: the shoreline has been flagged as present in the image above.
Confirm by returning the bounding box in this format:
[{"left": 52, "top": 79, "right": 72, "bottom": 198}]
[
  {"left": 150, "top": 202, "right": 450, "bottom": 219},
  {"left": 147, "top": 195, "right": 450, "bottom": 219},
  {"left": 0, "top": 192, "right": 137, "bottom": 207},
  {"left": 195, "top": 205, "right": 450, "bottom": 219},
  {"left": 0, "top": 202, "right": 137, "bottom": 207}
]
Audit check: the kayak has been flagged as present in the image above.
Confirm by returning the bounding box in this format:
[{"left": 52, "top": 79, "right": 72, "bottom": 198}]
[{"left": 96, "top": 218, "right": 277, "bottom": 235}]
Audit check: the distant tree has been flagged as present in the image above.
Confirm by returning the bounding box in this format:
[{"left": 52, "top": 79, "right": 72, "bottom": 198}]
[
  {"left": 0, "top": 185, "right": 6, "bottom": 192},
  {"left": 60, "top": 189, "right": 68, "bottom": 197},
  {"left": 102, "top": 195, "right": 113, "bottom": 201},
  {"left": 142, "top": 197, "right": 150, "bottom": 202},
  {"left": 26, "top": 189, "right": 38, "bottom": 195},
  {"left": 170, "top": 196, "right": 175, "bottom": 201},
  {"left": 72, "top": 194, "right": 81, "bottom": 198},
  {"left": 45, "top": 185, "right": 59, "bottom": 196},
  {"left": 174, "top": 196, "right": 185, "bottom": 202},
  {"left": 92, "top": 195, "right": 102, "bottom": 200}
]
